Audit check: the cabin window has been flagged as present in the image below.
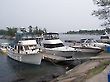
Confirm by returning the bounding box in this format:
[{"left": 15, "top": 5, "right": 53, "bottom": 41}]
[
  {"left": 28, "top": 45, "right": 36, "bottom": 49},
  {"left": 44, "top": 43, "right": 64, "bottom": 48},
  {"left": 44, "top": 34, "right": 59, "bottom": 40},
  {"left": 34, "top": 45, "right": 37, "bottom": 48},
  {"left": 18, "top": 45, "right": 23, "bottom": 53},
  {"left": 86, "top": 40, "right": 91, "bottom": 43},
  {"left": 20, "top": 46, "right": 23, "bottom": 51},
  {"left": 29, "top": 45, "right": 33, "bottom": 47},
  {"left": 80, "top": 39, "right": 86, "bottom": 43},
  {"left": 15, "top": 46, "right": 16, "bottom": 50},
  {"left": 24, "top": 46, "right": 29, "bottom": 50},
  {"left": 100, "top": 36, "right": 109, "bottom": 39}
]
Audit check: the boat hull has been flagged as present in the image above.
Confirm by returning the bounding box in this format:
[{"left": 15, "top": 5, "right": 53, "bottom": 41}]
[
  {"left": 7, "top": 49, "right": 42, "bottom": 65},
  {"left": 43, "top": 47, "right": 102, "bottom": 59},
  {"left": 43, "top": 49, "right": 77, "bottom": 58},
  {"left": 72, "top": 46, "right": 103, "bottom": 54}
]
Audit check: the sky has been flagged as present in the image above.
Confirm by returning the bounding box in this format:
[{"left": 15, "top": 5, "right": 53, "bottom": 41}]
[{"left": 0, "top": 0, "right": 103, "bottom": 32}]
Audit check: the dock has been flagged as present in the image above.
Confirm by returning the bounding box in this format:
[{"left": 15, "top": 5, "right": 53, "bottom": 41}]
[
  {"left": 50, "top": 52, "right": 110, "bottom": 82},
  {"left": 41, "top": 52, "right": 110, "bottom": 61}
]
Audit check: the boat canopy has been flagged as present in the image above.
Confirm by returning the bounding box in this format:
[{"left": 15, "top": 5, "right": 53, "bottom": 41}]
[{"left": 100, "top": 35, "right": 109, "bottom": 39}]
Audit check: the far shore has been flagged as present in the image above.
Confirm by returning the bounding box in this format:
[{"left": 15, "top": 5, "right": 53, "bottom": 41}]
[{"left": 0, "top": 35, "right": 14, "bottom": 40}]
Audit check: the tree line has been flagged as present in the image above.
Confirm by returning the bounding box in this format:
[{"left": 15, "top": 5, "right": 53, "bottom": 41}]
[
  {"left": 0, "top": 26, "right": 47, "bottom": 37},
  {"left": 66, "top": 28, "right": 110, "bottom": 35},
  {"left": 92, "top": 0, "right": 110, "bottom": 27}
]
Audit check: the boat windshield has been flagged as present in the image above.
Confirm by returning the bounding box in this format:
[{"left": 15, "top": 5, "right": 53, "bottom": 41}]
[
  {"left": 44, "top": 43, "right": 64, "bottom": 48},
  {"left": 24, "top": 45, "right": 37, "bottom": 50},
  {"left": 44, "top": 33, "right": 59, "bottom": 40},
  {"left": 100, "top": 36, "right": 109, "bottom": 39},
  {"left": 80, "top": 39, "right": 87, "bottom": 43},
  {"left": 84, "top": 39, "right": 97, "bottom": 43},
  {"left": 24, "top": 46, "right": 29, "bottom": 50}
]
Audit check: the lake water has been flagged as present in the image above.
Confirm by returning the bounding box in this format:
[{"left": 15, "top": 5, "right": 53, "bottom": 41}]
[
  {"left": 60, "top": 34, "right": 100, "bottom": 41},
  {"left": 0, "top": 34, "right": 101, "bottom": 82}
]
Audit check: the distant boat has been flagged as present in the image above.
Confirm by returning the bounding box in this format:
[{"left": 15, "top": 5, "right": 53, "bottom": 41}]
[
  {"left": 7, "top": 29, "right": 43, "bottom": 65},
  {"left": 100, "top": 31, "right": 110, "bottom": 43},
  {"left": 72, "top": 39, "right": 103, "bottom": 54},
  {"left": 80, "top": 38, "right": 110, "bottom": 50}
]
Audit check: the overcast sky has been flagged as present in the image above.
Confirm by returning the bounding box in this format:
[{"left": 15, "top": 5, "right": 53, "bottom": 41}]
[{"left": 0, "top": 0, "right": 102, "bottom": 32}]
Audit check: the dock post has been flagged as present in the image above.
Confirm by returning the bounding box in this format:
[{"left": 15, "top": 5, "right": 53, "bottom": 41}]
[{"left": 108, "top": 72, "right": 110, "bottom": 82}]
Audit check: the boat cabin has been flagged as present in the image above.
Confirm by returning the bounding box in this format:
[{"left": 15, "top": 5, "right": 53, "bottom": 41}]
[
  {"left": 43, "top": 43, "right": 64, "bottom": 48},
  {"left": 100, "top": 35, "right": 109, "bottom": 39},
  {"left": 42, "top": 33, "right": 64, "bottom": 48},
  {"left": 13, "top": 40, "right": 39, "bottom": 54}
]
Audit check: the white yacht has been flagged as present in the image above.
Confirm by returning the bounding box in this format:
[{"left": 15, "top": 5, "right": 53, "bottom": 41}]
[
  {"left": 7, "top": 29, "right": 43, "bottom": 65},
  {"left": 41, "top": 33, "right": 81, "bottom": 58}
]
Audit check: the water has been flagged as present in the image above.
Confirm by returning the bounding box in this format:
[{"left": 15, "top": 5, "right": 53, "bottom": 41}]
[
  {"left": 0, "top": 34, "right": 101, "bottom": 82},
  {"left": 59, "top": 34, "right": 101, "bottom": 46},
  {"left": 0, "top": 54, "right": 66, "bottom": 82},
  {"left": 0, "top": 39, "right": 66, "bottom": 82},
  {"left": 59, "top": 34, "right": 100, "bottom": 41}
]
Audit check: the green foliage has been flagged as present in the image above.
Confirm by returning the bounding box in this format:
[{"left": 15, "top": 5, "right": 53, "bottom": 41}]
[
  {"left": 6, "top": 27, "right": 17, "bottom": 37},
  {"left": 0, "top": 29, "right": 7, "bottom": 35},
  {"left": 86, "top": 60, "right": 110, "bottom": 79},
  {"left": 66, "top": 28, "right": 110, "bottom": 34},
  {"left": 92, "top": 0, "right": 110, "bottom": 27},
  {"left": 93, "top": 0, "right": 110, "bottom": 6},
  {"left": 0, "top": 26, "right": 47, "bottom": 37},
  {"left": 33, "top": 26, "right": 47, "bottom": 35}
]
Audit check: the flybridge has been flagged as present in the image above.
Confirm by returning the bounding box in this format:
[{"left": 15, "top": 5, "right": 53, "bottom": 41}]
[{"left": 18, "top": 40, "right": 37, "bottom": 45}]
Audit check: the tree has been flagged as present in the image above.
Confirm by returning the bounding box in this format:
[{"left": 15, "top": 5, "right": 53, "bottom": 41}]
[
  {"left": 28, "top": 25, "right": 33, "bottom": 34},
  {"left": 0, "top": 29, "right": 7, "bottom": 35},
  {"left": 34, "top": 26, "right": 39, "bottom": 34},
  {"left": 6, "top": 27, "right": 17, "bottom": 37},
  {"left": 43, "top": 28, "right": 47, "bottom": 33},
  {"left": 33, "top": 26, "right": 47, "bottom": 35},
  {"left": 92, "top": 0, "right": 110, "bottom": 27}
]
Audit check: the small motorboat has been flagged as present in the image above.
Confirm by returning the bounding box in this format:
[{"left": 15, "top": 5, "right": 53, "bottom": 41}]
[
  {"left": 72, "top": 42, "right": 103, "bottom": 54},
  {"left": 78, "top": 38, "right": 110, "bottom": 51}
]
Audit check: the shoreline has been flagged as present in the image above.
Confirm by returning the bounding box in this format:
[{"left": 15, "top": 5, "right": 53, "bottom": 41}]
[{"left": 50, "top": 52, "right": 110, "bottom": 82}]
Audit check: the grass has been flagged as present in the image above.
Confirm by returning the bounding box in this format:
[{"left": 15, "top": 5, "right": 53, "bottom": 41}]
[
  {"left": 0, "top": 51, "right": 7, "bottom": 55},
  {"left": 86, "top": 60, "right": 110, "bottom": 79}
]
